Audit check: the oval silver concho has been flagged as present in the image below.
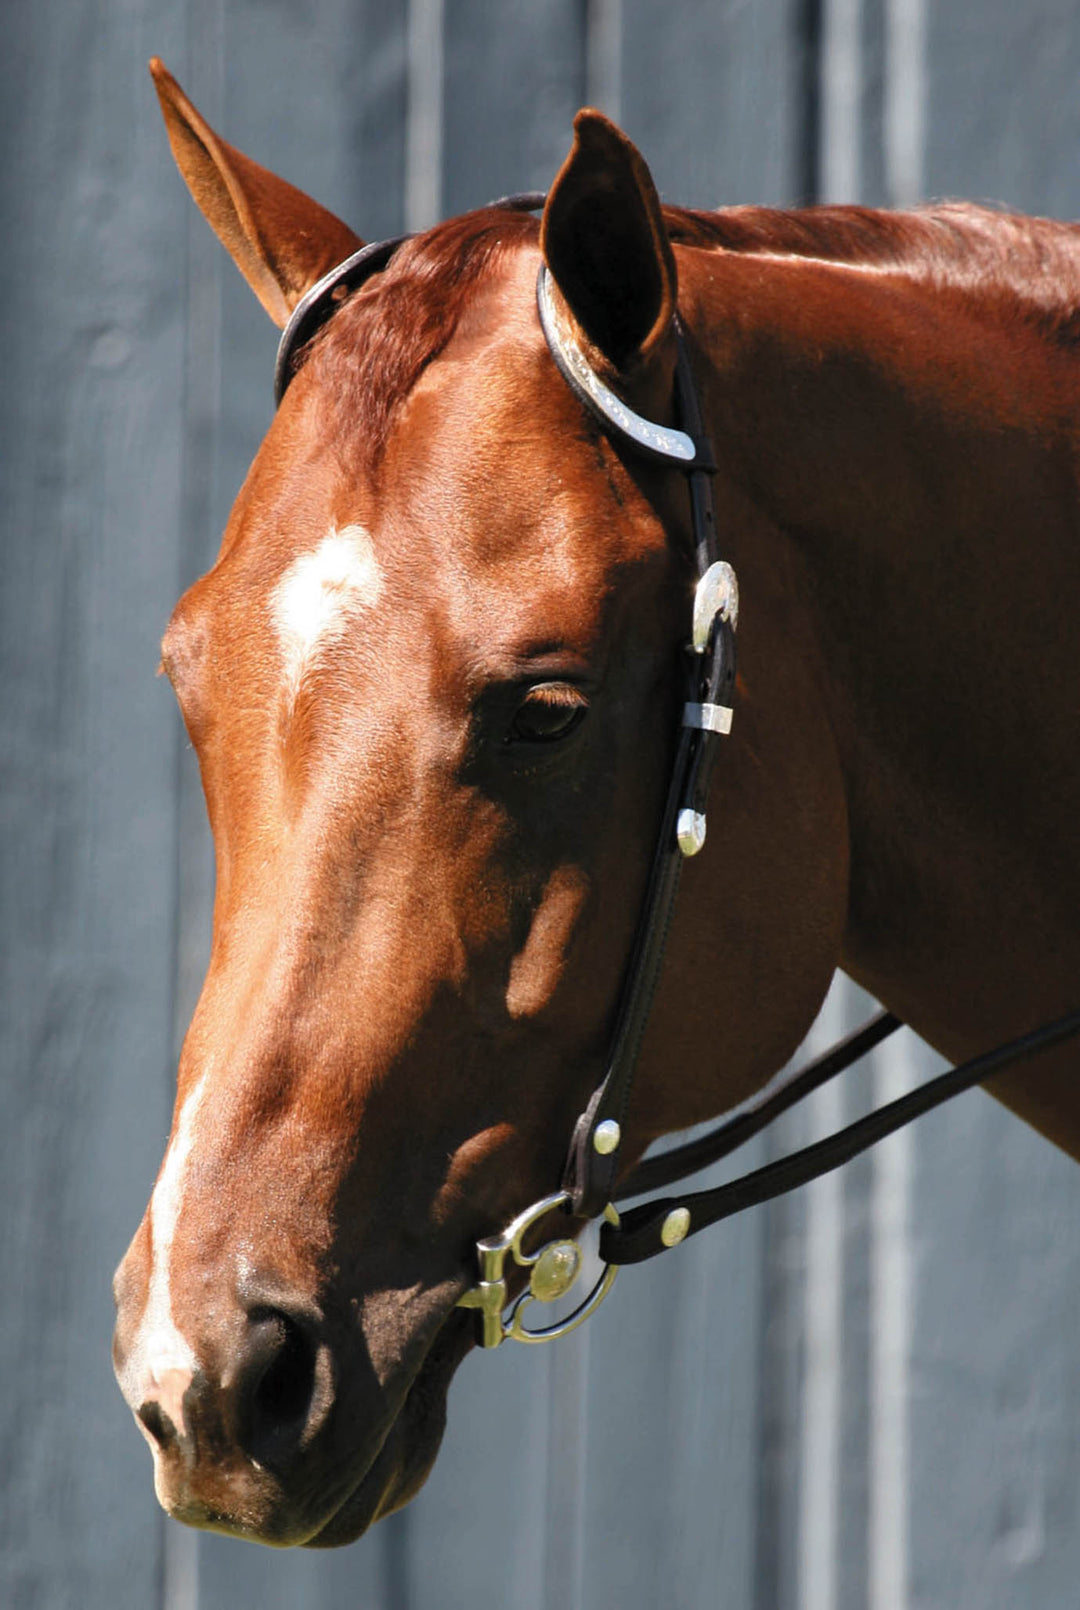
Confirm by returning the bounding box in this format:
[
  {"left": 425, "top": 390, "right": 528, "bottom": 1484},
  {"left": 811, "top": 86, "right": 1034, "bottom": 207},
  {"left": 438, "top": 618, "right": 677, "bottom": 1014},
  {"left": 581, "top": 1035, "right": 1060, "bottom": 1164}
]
[{"left": 529, "top": 1239, "right": 582, "bottom": 1304}]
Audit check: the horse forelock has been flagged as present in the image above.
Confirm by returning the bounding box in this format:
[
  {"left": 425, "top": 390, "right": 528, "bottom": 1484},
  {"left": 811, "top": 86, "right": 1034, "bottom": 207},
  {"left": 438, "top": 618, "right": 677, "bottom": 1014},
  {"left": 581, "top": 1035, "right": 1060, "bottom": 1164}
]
[{"left": 303, "top": 208, "right": 542, "bottom": 477}]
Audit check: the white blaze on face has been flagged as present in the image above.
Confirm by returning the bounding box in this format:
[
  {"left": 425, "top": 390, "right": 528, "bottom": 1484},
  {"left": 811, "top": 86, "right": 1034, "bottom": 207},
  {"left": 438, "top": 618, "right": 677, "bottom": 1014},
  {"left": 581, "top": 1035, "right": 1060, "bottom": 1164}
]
[
  {"left": 273, "top": 523, "right": 383, "bottom": 707},
  {"left": 123, "top": 1074, "right": 210, "bottom": 1443}
]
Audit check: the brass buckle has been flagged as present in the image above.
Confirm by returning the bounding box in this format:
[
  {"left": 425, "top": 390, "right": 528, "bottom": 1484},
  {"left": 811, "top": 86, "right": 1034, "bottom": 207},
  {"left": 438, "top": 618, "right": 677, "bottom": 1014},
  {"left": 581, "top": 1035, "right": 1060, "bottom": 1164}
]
[{"left": 456, "top": 1190, "right": 620, "bottom": 1347}]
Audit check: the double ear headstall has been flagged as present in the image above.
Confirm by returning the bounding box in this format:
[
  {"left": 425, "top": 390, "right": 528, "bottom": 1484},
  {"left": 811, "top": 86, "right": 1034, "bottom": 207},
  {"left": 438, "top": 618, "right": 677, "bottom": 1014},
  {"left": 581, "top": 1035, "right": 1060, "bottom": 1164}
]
[{"left": 264, "top": 205, "right": 1080, "bottom": 1353}]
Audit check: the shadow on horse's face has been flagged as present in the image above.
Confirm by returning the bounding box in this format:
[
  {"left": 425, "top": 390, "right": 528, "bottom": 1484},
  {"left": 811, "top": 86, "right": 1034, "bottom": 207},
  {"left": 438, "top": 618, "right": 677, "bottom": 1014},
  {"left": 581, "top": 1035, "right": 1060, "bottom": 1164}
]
[{"left": 112, "top": 241, "right": 689, "bottom": 1543}]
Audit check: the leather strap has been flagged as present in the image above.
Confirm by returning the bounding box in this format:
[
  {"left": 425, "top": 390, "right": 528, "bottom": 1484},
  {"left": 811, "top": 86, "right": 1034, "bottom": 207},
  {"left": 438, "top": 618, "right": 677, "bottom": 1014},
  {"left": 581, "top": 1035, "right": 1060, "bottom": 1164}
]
[
  {"left": 616, "top": 1009, "right": 901, "bottom": 1199},
  {"left": 601, "top": 1004, "right": 1080, "bottom": 1264},
  {"left": 562, "top": 727, "right": 694, "bottom": 1215},
  {"left": 275, "top": 193, "right": 546, "bottom": 405},
  {"left": 560, "top": 323, "right": 734, "bottom": 1219},
  {"left": 275, "top": 234, "right": 409, "bottom": 404}
]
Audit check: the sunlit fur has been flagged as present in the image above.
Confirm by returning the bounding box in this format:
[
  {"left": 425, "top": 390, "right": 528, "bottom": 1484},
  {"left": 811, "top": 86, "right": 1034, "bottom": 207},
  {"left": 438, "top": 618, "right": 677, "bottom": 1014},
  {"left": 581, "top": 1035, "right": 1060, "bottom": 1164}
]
[
  {"left": 307, "top": 200, "right": 1080, "bottom": 484},
  {"left": 115, "top": 72, "right": 1080, "bottom": 1551}
]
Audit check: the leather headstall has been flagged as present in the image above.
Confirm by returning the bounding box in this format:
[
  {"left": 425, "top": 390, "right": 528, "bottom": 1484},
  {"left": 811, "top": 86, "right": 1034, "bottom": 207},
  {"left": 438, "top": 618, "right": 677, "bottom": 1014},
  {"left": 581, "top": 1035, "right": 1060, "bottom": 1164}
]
[
  {"left": 272, "top": 197, "right": 1080, "bottom": 1348},
  {"left": 534, "top": 261, "right": 736, "bottom": 1224}
]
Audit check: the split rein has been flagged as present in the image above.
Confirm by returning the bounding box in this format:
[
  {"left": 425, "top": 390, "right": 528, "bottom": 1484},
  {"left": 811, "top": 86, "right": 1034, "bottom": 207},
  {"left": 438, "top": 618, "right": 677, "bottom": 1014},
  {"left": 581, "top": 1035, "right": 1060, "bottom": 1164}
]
[{"left": 274, "top": 198, "right": 1080, "bottom": 1351}]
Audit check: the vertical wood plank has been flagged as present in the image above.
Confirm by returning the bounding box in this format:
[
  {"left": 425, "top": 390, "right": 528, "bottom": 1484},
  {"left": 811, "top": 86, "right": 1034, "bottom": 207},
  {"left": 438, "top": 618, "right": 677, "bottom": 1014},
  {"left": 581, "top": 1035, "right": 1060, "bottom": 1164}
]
[
  {"left": 621, "top": 0, "right": 799, "bottom": 208},
  {"left": 901, "top": 11, "right": 1080, "bottom": 1605},
  {"left": 0, "top": 0, "right": 198, "bottom": 1603},
  {"left": 907, "top": 1076, "right": 1080, "bottom": 1609},
  {"left": 442, "top": 0, "right": 586, "bottom": 214},
  {"left": 924, "top": 0, "right": 1080, "bottom": 218},
  {"left": 576, "top": 1167, "right": 767, "bottom": 1610}
]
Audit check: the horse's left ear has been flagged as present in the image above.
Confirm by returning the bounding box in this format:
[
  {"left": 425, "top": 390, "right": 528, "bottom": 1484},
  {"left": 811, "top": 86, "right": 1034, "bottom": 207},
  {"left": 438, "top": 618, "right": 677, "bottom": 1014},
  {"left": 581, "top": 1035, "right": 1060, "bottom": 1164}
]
[
  {"left": 541, "top": 110, "right": 677, "bottom": 373},
  {"left": 149, "top": 58, "right": 362, "bottom": 328}
]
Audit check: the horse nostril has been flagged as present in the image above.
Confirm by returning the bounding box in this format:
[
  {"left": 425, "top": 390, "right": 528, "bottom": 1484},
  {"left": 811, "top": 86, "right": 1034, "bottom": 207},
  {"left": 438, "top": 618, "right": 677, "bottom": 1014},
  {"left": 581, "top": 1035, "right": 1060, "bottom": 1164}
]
[
  {"left": 238, "top": 1309, "right": 322, "bottom": 1469},
  {"left": 253, "top": 1315, "right": 313, "bottom": 1424},
  {"left": 137, "top": 1398, "right": 177, "bottom": 1451}
]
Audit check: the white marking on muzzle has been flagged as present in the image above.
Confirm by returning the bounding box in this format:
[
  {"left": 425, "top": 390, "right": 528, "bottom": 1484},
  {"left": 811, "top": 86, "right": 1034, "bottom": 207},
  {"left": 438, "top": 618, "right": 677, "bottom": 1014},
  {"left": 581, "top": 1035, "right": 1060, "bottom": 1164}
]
[
  {"left": 123, "top": 1074, "right": 210, "bottom": 1435},
  {"left": 273, "top": 524, "right": 383, "bottom": 706}
]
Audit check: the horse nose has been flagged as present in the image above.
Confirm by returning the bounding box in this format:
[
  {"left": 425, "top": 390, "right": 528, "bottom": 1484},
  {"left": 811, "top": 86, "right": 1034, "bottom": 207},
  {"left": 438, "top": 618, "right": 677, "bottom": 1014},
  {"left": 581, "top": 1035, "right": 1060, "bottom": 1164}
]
[{"left": 133, "top": 1306, "right": 332, "bottom": 1476}]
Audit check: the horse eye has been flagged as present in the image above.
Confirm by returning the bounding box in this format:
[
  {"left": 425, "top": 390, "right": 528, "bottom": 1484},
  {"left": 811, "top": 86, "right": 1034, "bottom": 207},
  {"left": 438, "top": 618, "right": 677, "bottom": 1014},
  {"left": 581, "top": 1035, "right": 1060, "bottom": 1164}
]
[{"left": 508, "top": 683, "right": 588, "bottom": 744}]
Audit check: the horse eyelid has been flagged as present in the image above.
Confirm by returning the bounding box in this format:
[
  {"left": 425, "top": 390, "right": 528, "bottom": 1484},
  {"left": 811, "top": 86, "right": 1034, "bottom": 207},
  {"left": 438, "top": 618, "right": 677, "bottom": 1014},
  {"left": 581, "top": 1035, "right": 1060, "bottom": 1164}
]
[{"left": 506, "top": 683, "right": 590, "bottom": 744}]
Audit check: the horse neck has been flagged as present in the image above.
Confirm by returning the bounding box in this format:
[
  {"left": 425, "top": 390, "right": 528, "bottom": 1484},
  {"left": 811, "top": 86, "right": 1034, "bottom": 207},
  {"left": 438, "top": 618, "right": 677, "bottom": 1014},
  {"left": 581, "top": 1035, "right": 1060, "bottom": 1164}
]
[{"left": 689, "top": 246, "right": 1080, "bottom": 1078}]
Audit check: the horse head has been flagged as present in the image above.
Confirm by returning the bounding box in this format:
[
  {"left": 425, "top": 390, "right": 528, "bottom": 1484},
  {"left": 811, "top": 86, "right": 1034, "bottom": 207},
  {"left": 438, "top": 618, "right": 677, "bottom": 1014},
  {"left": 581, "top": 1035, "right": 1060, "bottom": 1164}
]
[{"left": 112, "top": 62, "right": 848, "bottom": 1545}]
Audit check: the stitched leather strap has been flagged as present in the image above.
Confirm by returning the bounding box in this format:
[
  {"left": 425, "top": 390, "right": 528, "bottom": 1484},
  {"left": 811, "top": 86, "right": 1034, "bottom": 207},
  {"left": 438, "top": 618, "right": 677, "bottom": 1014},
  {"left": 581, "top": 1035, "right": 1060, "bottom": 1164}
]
[{"left": 601, "top": 1004, "right": 1080, "bottom": 1264}]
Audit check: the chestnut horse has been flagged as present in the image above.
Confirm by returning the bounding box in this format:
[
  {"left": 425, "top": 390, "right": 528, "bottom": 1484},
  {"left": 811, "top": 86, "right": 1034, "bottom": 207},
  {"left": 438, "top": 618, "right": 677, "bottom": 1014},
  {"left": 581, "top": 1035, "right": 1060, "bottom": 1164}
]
[{"left": 113, "top": 60, "right": 1080, "bottom": 1546}]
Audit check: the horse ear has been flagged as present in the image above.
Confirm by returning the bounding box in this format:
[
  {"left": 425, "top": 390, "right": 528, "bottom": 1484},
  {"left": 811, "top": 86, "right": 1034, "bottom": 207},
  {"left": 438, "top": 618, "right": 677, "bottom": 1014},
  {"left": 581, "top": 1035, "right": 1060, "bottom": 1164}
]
[
  {"left": 149, "top": 59, "right": 363, "bottom": 328},
  {"left": 540, "top": 110, "right": 677, "bottom": 372}
]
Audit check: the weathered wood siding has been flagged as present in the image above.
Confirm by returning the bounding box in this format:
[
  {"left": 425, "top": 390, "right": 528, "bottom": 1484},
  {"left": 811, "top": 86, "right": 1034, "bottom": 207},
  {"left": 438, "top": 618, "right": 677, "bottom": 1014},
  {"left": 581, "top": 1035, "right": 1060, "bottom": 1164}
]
[{"left": 3, "top": 3, "right": 1079, "bottom": 1607}]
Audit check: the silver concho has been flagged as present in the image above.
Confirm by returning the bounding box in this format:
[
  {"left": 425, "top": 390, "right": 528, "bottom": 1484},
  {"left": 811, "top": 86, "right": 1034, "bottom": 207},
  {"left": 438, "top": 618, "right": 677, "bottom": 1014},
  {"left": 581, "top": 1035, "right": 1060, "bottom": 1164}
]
[
  {"left": 692, "top": 560, "right": 739, "bottom": 650},
  {"left": 529, "top": 1240, "right": 582, "bottom": 1303}
]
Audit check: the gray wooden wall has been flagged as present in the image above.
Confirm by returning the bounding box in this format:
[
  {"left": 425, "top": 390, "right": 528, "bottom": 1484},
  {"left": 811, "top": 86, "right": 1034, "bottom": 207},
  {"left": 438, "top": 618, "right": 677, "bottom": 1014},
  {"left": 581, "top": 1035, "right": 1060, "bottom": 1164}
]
[{"left": 3, "top": 2, "right": 1080, "bottom": 1607}]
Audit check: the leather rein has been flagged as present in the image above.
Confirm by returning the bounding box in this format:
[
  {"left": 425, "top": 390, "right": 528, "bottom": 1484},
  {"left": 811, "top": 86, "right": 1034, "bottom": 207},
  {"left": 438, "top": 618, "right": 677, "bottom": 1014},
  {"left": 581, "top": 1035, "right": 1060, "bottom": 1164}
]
[{"left": 274, "top": 198, "right": 1080, "bottom": 1350}]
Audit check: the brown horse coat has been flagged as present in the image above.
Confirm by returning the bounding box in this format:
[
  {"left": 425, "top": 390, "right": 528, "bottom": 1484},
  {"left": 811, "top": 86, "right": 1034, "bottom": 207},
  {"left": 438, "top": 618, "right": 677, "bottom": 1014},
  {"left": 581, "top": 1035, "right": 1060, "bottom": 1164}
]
[{"left": 112, "top": 61, "right": 1080, "bottom": 1546}]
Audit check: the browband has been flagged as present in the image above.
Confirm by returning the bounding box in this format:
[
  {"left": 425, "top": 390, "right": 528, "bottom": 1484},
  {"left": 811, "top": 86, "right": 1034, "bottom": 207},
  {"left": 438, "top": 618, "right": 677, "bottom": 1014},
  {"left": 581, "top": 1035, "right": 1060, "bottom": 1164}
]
[
  {"left": 274, "top": 234, "right": 408, "bottom": 404},
  {"left": 274, "top": 193, "right": 547, "bottom": 406}
]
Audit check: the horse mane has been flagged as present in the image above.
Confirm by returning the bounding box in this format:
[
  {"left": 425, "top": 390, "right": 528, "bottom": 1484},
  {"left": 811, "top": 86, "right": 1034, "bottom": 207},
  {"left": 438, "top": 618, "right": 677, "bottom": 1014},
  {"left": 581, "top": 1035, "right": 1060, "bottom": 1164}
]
[
  {"left": 671, "top": 200, "right": 1080, "bottom": 329},
  {"left": 308, "top": 198, "right": 1080, "bottom": 475}
]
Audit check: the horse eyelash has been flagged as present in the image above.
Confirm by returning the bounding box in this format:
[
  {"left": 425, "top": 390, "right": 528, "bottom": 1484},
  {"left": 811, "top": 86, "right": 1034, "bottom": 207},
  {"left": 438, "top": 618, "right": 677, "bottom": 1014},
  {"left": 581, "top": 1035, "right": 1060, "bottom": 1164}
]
[{"left": 520, "top": 682, "right": 588, "bottom": 708}]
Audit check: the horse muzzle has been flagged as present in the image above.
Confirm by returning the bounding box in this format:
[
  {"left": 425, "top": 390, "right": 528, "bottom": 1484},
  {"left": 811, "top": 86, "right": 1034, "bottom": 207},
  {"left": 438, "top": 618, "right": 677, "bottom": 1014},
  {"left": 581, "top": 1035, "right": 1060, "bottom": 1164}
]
[{"left": 112, "top": 1256, "right": 472, "bottom": 1545}]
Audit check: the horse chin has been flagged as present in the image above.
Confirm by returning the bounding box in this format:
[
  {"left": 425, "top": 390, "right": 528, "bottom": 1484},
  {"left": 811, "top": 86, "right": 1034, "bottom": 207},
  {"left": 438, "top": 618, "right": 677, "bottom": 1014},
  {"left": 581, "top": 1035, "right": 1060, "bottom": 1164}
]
[{"left": 305, "top": 1306, "right": 476, "bottom": 1548}]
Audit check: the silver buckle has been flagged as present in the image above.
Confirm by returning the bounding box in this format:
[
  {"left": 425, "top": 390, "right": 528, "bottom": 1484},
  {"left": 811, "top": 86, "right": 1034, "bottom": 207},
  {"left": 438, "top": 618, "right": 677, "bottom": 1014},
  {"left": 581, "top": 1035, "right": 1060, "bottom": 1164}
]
[
  {"left": 456, "top": 1191, "right": 620, "bottom": 1347},
  {"left": 691, "top": 560, "right": 739, "bottom": 650}
]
